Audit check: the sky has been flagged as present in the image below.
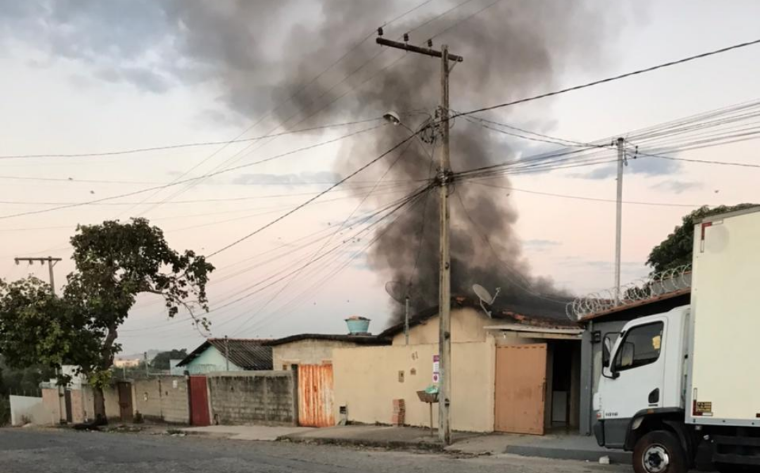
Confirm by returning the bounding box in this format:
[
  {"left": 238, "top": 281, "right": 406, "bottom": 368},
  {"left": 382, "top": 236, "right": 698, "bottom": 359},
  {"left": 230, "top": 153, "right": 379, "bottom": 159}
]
[{"left": 0, "top": 0, "right": 758, "bottom": 355}]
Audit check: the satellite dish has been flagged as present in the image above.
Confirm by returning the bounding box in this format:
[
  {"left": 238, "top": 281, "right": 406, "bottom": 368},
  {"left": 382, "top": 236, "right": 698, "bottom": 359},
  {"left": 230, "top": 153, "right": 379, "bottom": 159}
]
[
  {"left": 473, "top": 284, "right": 494, "bottom": 305},
  {"left": 385, "top": 281, "right": 411, "bottom": 304},
  {"left": 383, "top": 111, "right": 401, "bottom": 126},
  {"left": 472, "top": 284, "right": 501, "bottom": 319}
]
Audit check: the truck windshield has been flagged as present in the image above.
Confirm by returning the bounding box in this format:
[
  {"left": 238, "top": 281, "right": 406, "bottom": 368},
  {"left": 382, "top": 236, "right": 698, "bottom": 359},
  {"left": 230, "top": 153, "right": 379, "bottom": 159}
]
[{"left": 614, "top": 322, "right": 664, "bottom": 371}]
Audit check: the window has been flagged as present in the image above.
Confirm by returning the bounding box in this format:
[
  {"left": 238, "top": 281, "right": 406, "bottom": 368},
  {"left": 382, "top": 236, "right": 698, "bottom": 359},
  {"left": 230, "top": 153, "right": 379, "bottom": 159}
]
[
  {"left": 602, "top": 332, "right": 620, "bottom": 367},
  {"left": 614, "top": 322, "right": 664, "bottom": 372}
]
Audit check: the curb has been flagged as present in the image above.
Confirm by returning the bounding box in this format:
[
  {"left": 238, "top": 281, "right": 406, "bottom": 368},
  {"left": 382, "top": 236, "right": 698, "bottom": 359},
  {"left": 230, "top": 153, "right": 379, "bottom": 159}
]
[
  {"left": 504, "top": 445, "right": 632, "bottom": 465},
  {"left": 277, "top": 435, "right": 445, "bottom": 452}
]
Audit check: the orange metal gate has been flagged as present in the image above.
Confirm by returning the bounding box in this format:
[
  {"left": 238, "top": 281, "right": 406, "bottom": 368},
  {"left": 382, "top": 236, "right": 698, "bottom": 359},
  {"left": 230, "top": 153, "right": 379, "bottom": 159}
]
[
  {"left": 189, "top": 376, "right": 211, "bottom": 426},
  {"left": 494, "top": 344, "right": 547, "bottom": 435},
  {"left": 298, "top": 364, "right": 334, "bottom": 427}
]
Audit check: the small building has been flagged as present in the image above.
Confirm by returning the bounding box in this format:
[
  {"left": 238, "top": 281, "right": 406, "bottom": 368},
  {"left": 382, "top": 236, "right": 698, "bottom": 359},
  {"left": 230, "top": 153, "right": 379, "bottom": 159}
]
[
  {"left": 177, "top": 338, "right": 273, "bottom": 375},
  {"left": 113, "top": 358, "right": 141, "bottom": 368},
  {"left": 267, "top": 333, "right": 390, "bottom": 371},
  {"left": 333, "top": 297, "right": 583, "bottom": 434}
]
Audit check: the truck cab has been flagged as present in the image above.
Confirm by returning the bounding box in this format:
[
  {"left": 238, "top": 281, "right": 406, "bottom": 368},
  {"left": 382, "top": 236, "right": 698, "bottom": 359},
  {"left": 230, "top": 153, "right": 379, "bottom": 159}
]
[{"left": 594, "top": 306, "right": 691, "bottom": 470}]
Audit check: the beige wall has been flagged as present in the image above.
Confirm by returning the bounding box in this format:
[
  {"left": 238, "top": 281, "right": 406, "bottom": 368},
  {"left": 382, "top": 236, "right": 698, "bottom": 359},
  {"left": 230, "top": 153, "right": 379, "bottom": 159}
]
[
  {"left": 133, "top": 376, "right": 189, "bottom": 424},
  {"left": 103, "top": 385, "right": 121, "bottom": 420},
  {"left": 392, "top": 308, "right": 494, "bottom": 345},
  {"left": 272, "top": 339, "right": 361, "bottom": 370},
  {"left": 333, "top": 340, "right": 495, "bottom": 432}
]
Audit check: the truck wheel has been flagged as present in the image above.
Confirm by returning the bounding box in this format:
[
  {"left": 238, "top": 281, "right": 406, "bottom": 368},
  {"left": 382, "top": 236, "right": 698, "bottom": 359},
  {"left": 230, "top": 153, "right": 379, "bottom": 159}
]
[{"left": 633, "top": 430, "right": 688, "bottom": 473}]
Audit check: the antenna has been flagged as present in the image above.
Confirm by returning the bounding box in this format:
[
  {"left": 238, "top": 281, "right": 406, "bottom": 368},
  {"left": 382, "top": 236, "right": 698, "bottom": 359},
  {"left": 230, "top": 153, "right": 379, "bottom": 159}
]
[
  {"left": 384, "top": 281, "right": 406, "bottom": 304},
  {"left": 472, "top": 284, "right": 500, "bottom": 318}
]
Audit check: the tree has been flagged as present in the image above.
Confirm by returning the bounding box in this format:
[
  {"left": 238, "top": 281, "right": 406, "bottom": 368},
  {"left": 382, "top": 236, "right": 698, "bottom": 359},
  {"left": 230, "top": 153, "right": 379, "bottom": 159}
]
[
  {"left": 647, "top": 204, "right": 756, "bottom": 273},
  {"left": 150, "top": 349, "right": 188, "bottom": 370},
  {"left": 0, "top": 218, "right": 213, "bottom": 422}
]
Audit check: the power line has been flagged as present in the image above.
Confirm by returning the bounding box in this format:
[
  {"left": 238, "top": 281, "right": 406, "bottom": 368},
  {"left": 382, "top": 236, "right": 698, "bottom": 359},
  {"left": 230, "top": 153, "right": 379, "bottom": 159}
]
[
  {"left": 635, "top": 150, "right": 760, "bottom": 169},
  {"left": 208, "top": 133, "right": 419, "bottom": 258},
  {"left": 0, "top": 124, "right": 384, "bottom": 221},
  {"left": 429, "top": 0, "right": 503, "bottom": 41},
  {"left": 0, "top": 117, "right": 382, "bottom": 160},
  {"left": 451, "top": 37, "right": 760, "bottom": 119},
  {"left": 469, "top": 181, "right": 706, "bottom": 208}
]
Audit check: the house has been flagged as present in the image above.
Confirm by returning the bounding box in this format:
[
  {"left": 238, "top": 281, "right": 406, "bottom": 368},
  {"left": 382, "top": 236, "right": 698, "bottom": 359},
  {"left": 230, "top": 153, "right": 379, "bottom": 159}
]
[
  {"left": 574, "top": 286, "right": 691, "bottom": 435},
  {"left": 332, "top": 297, "right": 583, "bottom": 434},
  {"left": 267, "top": 333, "right": 390, "bottom": 371},
  {"left": 177, "top": 338, "right": 273, "bottom": 374}
]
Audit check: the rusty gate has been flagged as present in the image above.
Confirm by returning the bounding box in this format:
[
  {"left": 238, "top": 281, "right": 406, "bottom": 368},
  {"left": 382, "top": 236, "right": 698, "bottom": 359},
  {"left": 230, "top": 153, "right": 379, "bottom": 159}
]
[
  {"left": 494, "top": 344, "right": 548, "bottom": 435},
  {"left": 189, "top": 376, "right": 211, "bottom": 426},
  {"left": 298, "top": 364, "right": 334, "bottom": 427}
]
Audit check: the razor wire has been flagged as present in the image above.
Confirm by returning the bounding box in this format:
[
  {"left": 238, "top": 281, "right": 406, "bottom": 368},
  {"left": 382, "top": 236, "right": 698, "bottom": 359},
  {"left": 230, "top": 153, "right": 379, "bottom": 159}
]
[{"left": 566, "top": 264, "right": 692, "bottom": 321}]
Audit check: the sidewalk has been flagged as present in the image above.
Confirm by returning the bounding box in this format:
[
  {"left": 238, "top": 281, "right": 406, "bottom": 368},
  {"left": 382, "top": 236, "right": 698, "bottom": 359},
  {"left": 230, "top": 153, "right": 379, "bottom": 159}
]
[
  {"left": 181, "top": 425, "right": 314, "bottom": 441},
  {"left": 280, "top": 425, "right": 631, "bottom": 464}
]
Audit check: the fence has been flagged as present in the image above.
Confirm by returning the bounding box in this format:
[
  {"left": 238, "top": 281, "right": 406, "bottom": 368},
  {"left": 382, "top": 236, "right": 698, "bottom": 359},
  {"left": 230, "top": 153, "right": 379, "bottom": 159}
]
[
  {"left": 207, "top": 371, "right": 295, "bottom": 425},
  {"left": 133, "top": 376, "right": 189, "bottom": 424}
]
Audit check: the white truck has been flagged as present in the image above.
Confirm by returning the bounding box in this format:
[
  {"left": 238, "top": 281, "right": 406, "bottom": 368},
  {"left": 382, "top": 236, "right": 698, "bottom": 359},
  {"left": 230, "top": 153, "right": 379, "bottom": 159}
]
[{"left": 594, "top": 207, "right": 760, "bottom": 473}]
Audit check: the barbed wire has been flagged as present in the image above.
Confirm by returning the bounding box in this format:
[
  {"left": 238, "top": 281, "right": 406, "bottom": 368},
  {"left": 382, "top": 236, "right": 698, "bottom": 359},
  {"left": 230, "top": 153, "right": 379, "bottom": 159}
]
[{"left": 566, "top": 264, "right": 692, "bottom": 320}]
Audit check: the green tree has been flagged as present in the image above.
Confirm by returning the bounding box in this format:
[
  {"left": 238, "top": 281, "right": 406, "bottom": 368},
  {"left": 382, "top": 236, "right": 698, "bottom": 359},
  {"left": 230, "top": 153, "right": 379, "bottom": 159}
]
[
  {"left": 647, "top": 204, "right": 757, "bottom": 273},
  {"left": 0, "top": 218, "right": 213, "bottom": 422},
  {"left": 150, "top": 349, "right": 188, "bottom": 370}
]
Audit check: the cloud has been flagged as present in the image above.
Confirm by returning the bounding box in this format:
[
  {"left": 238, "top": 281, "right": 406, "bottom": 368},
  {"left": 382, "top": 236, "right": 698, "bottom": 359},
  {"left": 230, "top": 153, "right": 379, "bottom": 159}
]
[
  {"left": 523, "top": 239, "right": 562, "bottom": 252},
  {"left": 232, "top": 171, "right": 341, "bottom": 186},
  {"left": 650, "top": 179, "right": 703, "bottom": 194},
  {"left": 95, "top": 66, "right": 172, "bottom": 93},
  {"left": 574, "top": 155, "right": 681, "bottom": 179}
]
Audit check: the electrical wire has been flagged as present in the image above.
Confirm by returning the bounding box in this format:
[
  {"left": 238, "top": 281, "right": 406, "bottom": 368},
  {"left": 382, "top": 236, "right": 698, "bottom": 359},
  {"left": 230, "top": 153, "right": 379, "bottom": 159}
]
[
  {"left": 207, "top": 133, "right": 420, "bottom": 258},
  {"left": 0, "top": 123, "right": 384, "bottom": 221},
  {"left": 450, "top": 37, "right": 760, "bottom": 120}
]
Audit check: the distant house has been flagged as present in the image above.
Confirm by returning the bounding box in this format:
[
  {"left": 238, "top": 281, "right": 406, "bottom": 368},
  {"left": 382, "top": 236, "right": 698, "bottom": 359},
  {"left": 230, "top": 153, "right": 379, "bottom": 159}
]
[
  {"left": 113, "top": 358, "right": 141, "bottom": 368},
  {"left": 177, "top": 338, "right": 273, "bottom": 374}
]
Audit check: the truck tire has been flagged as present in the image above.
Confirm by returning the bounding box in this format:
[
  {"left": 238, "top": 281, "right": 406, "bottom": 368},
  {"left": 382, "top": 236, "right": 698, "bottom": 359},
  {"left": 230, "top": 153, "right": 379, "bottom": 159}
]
[{"left": 633, "top": 430, "right": 688, "bottom": 473}]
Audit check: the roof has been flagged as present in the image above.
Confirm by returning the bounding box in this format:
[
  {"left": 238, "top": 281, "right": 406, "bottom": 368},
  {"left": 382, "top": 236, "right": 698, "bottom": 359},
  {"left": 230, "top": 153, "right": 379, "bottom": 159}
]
[
  {"left": 378, "top": 296, "right": 577, "bottom": 339},
  {"left": 177, "top": 338, "right": 273, "bottom": 370},
  {"left": 265, "top": 333, "right": 391, "bottom": 347}
]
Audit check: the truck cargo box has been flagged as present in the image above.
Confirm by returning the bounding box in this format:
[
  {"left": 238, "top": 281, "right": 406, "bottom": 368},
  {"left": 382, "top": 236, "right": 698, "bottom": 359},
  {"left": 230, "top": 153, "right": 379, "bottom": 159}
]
[{"left": 687, "top": 206, "right": 760, "bottom": 426}]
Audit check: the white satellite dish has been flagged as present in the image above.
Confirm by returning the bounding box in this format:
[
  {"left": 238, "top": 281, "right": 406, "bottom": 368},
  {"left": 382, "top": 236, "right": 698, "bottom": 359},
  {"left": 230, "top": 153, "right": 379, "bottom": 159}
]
[
  {"left": 385, "top": 281, "right": 412, "bottom": 304},
  {"left": 472, "top": 284, "right": 501, "bottom": 318}
]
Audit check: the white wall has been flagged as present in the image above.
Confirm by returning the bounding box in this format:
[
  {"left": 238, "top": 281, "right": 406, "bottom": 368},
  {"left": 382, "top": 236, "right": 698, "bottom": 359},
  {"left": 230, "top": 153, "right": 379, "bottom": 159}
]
[{"left": 10, "top": 395, "right": 55, "bottom": 426}]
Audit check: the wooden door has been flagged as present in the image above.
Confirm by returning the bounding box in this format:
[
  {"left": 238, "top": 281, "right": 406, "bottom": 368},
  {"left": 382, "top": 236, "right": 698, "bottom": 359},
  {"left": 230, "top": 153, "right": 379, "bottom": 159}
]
[
  {"left": 494, "top": 344, "right": 547, "bottom": 435},
  {"left": 116, "top": 382, "right": 133, "bottom": 422},
  {"left": 189, "top": 376, "right": 211, "bottom": 426},
  {"left": 298, "top": 364, "right": 334, "bottom": 427}
]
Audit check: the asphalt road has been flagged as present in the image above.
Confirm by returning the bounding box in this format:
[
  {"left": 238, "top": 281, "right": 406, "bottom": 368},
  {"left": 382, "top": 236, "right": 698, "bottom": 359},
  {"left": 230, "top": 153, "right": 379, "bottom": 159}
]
[{"left": 0, "top": 428, "right": 630, "bottom": 473}]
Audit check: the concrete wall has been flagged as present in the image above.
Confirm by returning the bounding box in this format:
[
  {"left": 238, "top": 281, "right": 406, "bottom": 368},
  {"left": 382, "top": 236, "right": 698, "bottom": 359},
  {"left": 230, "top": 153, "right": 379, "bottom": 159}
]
[
  {"left": 185, "top": 346, "right": 244, "bottom": 375},
  {"left": 10, "top": 395, "right": 56, "bottom": 426},
  {"left": 207, "top": 372, "right": 295, "bottom": 425},
  {"left": 41, "top": 388, "right": 61, "bottom": 424},
  {"left": 103, "top": 384, "right": 122, "bottom": 420},
  {"left": 333, "top": 340, "right": 495, "bottom": 432},
  {"left": 69, "top": 386, "right": 96, "bottom": 423},
  {"left": 392, "top": 308, "right": 492, "bottom": 346},
  {"left": 272, "top": 339, "right": 360, "bottom": 370},
  {"left": 133, "top": 376, "right": 189, "bottom": 424}
]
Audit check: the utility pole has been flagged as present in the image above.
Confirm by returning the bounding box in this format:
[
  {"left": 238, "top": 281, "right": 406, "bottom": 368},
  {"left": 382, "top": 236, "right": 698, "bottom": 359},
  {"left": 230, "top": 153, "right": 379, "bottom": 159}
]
[
  {"left": 14, "top": 255, "right": 64, "bottom": 422},
  {"left": 404, "top": 295, "right": 410, "bottom": 346},
  {"left": 224, "top": 336, "right": 230, "bottom": 372},
  {"left": 377, "top": 35, "right": 462, "bottom": 445},
  {"left": 614, "top": 137, "right": 625, "bottom": 304},
  {"left": 144, "top": 352, "right": 149, "bottom": 377},
  {"left": 14, "top": 256, "right": 62, "bottom": 294}
]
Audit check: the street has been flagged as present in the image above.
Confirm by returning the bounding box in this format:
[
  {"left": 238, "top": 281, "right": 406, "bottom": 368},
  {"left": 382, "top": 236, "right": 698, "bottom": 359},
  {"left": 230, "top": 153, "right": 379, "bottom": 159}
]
[{"left": 0, "top": 428, "right": 628, "bottom": 473}]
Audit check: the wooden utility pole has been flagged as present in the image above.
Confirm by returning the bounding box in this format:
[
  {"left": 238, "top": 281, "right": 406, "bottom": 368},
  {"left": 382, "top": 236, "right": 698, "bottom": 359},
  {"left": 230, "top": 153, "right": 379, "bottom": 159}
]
[
  {"left": 14, "top": 255, "right": 64, "bottom": 422},
  {"left": 14, "top": 256, "right": 62, "bottom": 295},
  {"left": 376, "top": 35, "right": 462, "bottom": 445}
]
